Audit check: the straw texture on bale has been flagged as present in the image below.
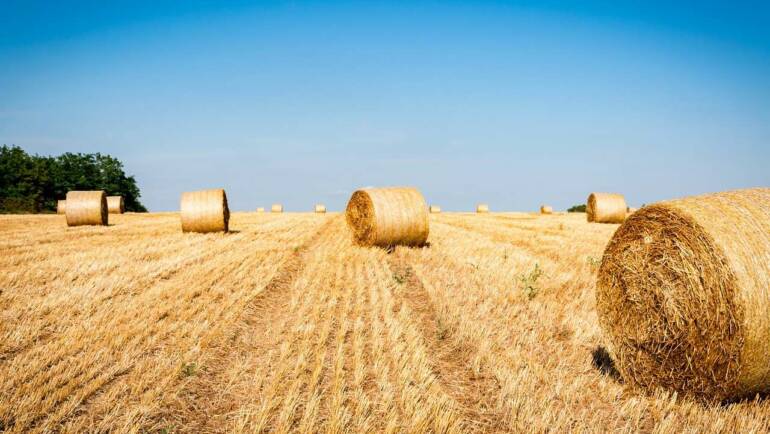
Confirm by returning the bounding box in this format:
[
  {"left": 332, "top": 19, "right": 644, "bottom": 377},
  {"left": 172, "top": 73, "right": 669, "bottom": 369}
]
[
  {"left": 180, "top": 189, "right": 229, "bottom": 233},
  {"left": 271, "top": 204, "right": 283, "bottom": 213},
  {"left": 345, "top": 186, "right": 429, "bottom": 247},
  {"left": 57, "top": 200, "right": 66, "bottom": 214},
  {"left": 476, "top": 204, "right": 489, "bottom": 213},
  {"left": 107, "top": 196, "right": 125, "bottom": 214},
  {"left": 540, "top": 205, "right": 553, "bottom": 214},
  {"left": 429, "top": 205, "right": 441, "bottom": 214},
  {"left": 596, "top": 188, "right": 770, "bottom": 401},
  {"left": 65, "top": 191, "right": 108, "bottom": 226},
  {"left": 314, "top": 204, "right": 327, "bottom": 213},
  {"left": 587, "top": 192, "right": 627, "bottom": 223}
]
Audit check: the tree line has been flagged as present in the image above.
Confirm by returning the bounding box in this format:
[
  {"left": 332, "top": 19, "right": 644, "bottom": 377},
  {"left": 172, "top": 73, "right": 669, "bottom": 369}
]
[{"left": 0, "top": 145, "right": 147, "bottom": 213}]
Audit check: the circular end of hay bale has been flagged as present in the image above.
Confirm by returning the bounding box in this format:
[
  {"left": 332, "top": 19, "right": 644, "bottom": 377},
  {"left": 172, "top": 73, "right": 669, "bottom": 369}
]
[
  {"left": 587, "top": 192, "right": 627, "bottom": 223},
  {"left": 107, "top": 196, "right": 125, "bottom": 214},
  {"left": 476, "top": 204, "right": 489, "bottom": 213},
  {"left": 540, "top": 205, "right": 553, "bottom": 214},
  {"left": 65, "top": 191, "right": 108, "bottom": 226},
  {"left": 180, "top": 189, "right": 229, "bottom": 233},
  {"left": 57, "top": 200, "right": 66, "bottom": 214},
  {"left": 597, "top": 200, "right": 753, "bottom": 401},
  {"left": 345, "top": 187, "right": 429, "bottom": 247}
]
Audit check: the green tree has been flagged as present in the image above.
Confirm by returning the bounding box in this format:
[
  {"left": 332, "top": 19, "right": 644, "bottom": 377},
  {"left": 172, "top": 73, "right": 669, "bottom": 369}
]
[{"left": 567, "top": 204, "right": 586, "bottom": 213}]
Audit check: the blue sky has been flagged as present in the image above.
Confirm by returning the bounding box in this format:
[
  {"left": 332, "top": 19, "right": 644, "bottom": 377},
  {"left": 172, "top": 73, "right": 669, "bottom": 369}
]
[{"left": 1, "top": 1, "right": 768, "bottom": 211}]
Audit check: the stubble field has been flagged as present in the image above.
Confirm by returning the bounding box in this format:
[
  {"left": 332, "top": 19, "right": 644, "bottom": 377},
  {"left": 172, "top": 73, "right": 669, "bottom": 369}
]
[{"left": 1, "top": 212, "right": 769, "bottom": 433}]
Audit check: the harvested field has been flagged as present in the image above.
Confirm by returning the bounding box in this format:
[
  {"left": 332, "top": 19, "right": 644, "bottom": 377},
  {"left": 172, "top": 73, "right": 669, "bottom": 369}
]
[{"left": 1, "top": 211, "right": 769, "bottom": 433}]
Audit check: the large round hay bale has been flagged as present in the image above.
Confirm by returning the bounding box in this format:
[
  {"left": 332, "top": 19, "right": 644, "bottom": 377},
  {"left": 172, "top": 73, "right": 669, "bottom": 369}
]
[
  {"left": 540, "top": 205, "right": 553, "bottom": 214},
  {"left": 476, "top": 203, "right": 489, "bottom": 213},
  {"left": 429, "top": 205, "right": 441, "bottom": 214},
  {"left": 107, "top": 196, "right": 125, "bottom": 214},
  {"left": 346, "top": 186, "right": 429, "bottom": 247},
  {"left": 57, "top": 200, "right": 66, "bottom": 214},
  {"left": 596, "top": 188, "right": 770, "bottom": 401},
  {"left": 65, "top": 191, "right": 108, "bottom": 226},
  {"left": 180, "top": 189, "right": 229, "bottom": 233},
  {"left": 256, "top": 207, "right": 265, "bottom": 213},
  {"left": 271, "top": 204, "right": 283, "bottom": 213},
  {"left": 314, "top": 204, "right": 327, "bottom": 213},
  {"left": 587, "top": 192, "right": 626, "bottom": 223}
]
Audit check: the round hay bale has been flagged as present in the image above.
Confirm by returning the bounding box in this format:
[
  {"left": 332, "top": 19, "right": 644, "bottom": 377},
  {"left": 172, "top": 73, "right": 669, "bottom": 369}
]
[
  {"left": 314, "top": 204, "right": 327, "bottom": 213},
  {"left": 271, "top": 204, "right": 283, "bottom": 213},
  {"left": 107, "top": 196, "right": 125, "bottom": 214},
  {"left": 65, "top": 191, "right": 108, "bottom": 226},
  {"left": 476, "top": 203, "right": 489, "bottom": 213},
  {"left": 57, "top": 200, "right": 66, "bottom": 214},
  {"left": 596, "top": 188, "right": 770, "bottom": 401},
  {"left": 540, "top": 205, "right": 553, "bottom": 214},
  {"left": 587, "top": 192, "right": 627, "bottom": 223},
  {"left": 627, "top": 206, "right": 638, "bottom": 215},
  {"left": 345, "top": 186, "right": 429, "bottom": 247},
  {"left": 256, "top": 207, "right": 265, "bottom": 213},
  {"left": 180, "top": 189, "right": 229, "bottom": 233},
  {"left": 429, "top": 205, "right": 441, "bottom": 214}
]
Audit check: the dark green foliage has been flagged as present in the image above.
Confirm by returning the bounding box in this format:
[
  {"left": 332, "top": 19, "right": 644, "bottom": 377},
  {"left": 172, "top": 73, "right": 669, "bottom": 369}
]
[
  {"left": 567, "top": 204, "right": 586, "bottom": 213},
  {"left": 0, "top": 145, "right": 147, "bottom": 213}
]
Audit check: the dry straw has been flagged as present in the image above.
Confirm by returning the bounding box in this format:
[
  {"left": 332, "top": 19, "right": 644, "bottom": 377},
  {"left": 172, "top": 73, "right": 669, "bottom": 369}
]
[
  {"left": 540, "top": 205, "right": 553, "bottom": 214},
  {"left": 429, "top": 205, "right": 441, "bottom": 214},
  {"left": 180, "top": 189, "right": 229, "bottom": 233},
  {"left": 271, "top": 204, "right": 284, "bottom": 213},
  {"left": 314, "top": 204, "right": 327, "bottom": 213},
  {"left": 587, "top": 192, "right": 627, "bottom": 223},
  {"left": 345, "top": 186, "right": 429, "bottom": 247},
  {"left": 65, "top": 191, "right": 108, "bottom": 226},
  {"left": 57, "top": 200, "right": 66, "bottom": 214},
  {"left": 596, "top": 188, "right": 770, "bottom": 401},
  {"left": 107, "top": 196, "right": 125, "bottom": 214},
  {"left": 476, "top": 203, "right": 489, "bottom": 213}
]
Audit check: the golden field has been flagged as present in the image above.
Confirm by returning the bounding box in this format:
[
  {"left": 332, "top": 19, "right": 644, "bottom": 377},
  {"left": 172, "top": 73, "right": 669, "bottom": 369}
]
[{"left": 1, "top": 212, "right": 769, "bottom": 433}]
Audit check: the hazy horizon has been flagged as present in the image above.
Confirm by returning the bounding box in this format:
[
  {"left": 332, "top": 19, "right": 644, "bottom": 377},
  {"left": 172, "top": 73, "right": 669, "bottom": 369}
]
[{"left": 2, "top": 1, "right": 768, "bottom": 211}]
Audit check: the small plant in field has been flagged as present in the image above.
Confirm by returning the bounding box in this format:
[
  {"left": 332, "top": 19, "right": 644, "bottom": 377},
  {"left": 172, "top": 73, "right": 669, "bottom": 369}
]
[
  {"left": 469, "top": 262, "right": 480, "bottom": 271},
  {"left": 586, "top": 256, "right": 601, "bottom": 269},
  {"left": 435, "top": 317, "right": 449, "bottom": 340},
  {"left": 180, "top": 362, "right": 197, "bottom": 378},
  {"left": 393, "top": 272, "right": 406, "bottom": 285},
  {"left": 519, "top": 263, "right": 542, "bottom": 299},
  {"left": 160, "top": 426, "right": 176, "bottom": 434}
]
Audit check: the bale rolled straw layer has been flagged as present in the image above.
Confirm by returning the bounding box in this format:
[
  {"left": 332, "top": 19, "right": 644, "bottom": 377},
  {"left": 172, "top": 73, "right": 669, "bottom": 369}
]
[
  {"left": 314, "top": 204, "right": 326, "bottom": 213},
  {"left": 476, "top": 203, "right": 489, "bottom": 213},
  {"left": 65, "top": 191, "right": 108, "bottom": 226},
  {"left": 346, "top": 186, "right": 429, "bottom": 247},
  {"left": 596, "top": 188, "right": 770, "bottom": 401},
  {"left": 107, "top": 196, "right": 125, "bottom": 214},
  {"left": 271, "top": 204, "right": 283, "bottom": 213},
  {"left": 429, "top": 205, "right": 441, "bottom": 214},
  {"left": 540, "top": 205, "right": 553, "bottom": 214},
  {"left": 587, "top": 192, "right": 626, "bottom": 223},
  {"left": 180, "top": 189, "right": 229, "bottom": 233},
  {"left": 57, "top": 200, "right": 66, "bottom": 214}
]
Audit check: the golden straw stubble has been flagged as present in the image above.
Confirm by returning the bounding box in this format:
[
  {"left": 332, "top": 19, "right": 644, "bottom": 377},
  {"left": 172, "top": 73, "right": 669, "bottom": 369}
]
[
  {"left": 65, "top": 191, "right": 108, "bottom": 226},
  {"left": 180, "top": 189, "right": 229, "bottom": 233},
  {"left": 587, "top": 192, "right": 626, "bottom": 223},
  {"left": 345, "top": 186, "right": 429, "bottom": 247},
  {"left": 596, "top": 188, "right": 770, "bottom": 401}
]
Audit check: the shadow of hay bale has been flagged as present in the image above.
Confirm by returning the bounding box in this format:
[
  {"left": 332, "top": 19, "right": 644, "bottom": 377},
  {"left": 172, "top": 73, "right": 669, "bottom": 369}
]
[{"left": 592, "top": 346, "right": 623, "bottom": 382}]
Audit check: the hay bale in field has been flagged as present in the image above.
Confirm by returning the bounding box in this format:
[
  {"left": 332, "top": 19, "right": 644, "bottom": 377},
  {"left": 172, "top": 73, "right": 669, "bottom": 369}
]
[
  {"left": 107, "top": 196, "right": 125, "bottom": 214},
  {"left": 57, "top": 200, "right": 66, "bottom": 214},
  {"left": 540, "top": 205, "right": 553, "bottom": 214},
  {"left": 271, "top": 204, "right": 283, "bottom": 213},
  {"left": 180, "top": 189, "right": 229, "bottom": 233},
  {"left": 256, "top": 207, "right": 265, "bottom": 213},
  {"left": 429, "top": 205, "right": 441, "bottom": 214},
  {"left": 476, "top": 204, "right": 489, "bottom": 213},
  {"left": 346, "top": 186, "right": 429, "bottom": 247},
  {"left": 596, "top": 188, "right": 770, "bottom": 401},
  {"left": 586, "top": 192, "right": 626, "bottom": 223},
  {"left": 314, "top": 204, "right": 327, "bottom": 213},
  {"left": 65, "top": 191, "right": 108, "bottom": 226}
]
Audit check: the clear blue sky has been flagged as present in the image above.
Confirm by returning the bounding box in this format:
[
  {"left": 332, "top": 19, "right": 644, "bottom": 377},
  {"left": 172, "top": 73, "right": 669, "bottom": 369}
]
[{"left": 1, "top": 1, "right": 768, "bottom": 211}]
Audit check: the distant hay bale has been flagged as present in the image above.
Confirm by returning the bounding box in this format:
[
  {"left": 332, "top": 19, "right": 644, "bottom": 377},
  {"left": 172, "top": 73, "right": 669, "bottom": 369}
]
[
  {"left": 65, "top": 191, "right": 108, "bottom": 226},
  {"left": 476, "top": 204, "right": 489, "bottom": 213},
  {"left": 596, "top": 188, "right": 770, "bottom": 401},
  {"left": 586, "top": 192, "right": 627, "bottom": 223},
  {"left": 346, "top": 186, "right": 429, "bottom": 247},
  {"left": 57, "top": 200, "right": 66, "bottom": 214},
  {"left": 429, "top": 205, "right": 441, "bottom": 214},
  {"left": 540, "top": 205, "right": 553, "bottom": 214},
  {"left": 314, "top": 204, "right": 326, "bottom": 213},
  {"left": 107, "top": 196, "right": 125, "bottom": 214},
  {"left": 271, "top": 204, "right": 283, "bottom": 213},
  {"left": 256, "top": 207, "right": 265, "bottom": 213},
  {"left": 627, "top": 206, "right": 638, "bottom": 215},
  {"left": 180, "top": 189, "right": 229, "bottom": 233}
]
